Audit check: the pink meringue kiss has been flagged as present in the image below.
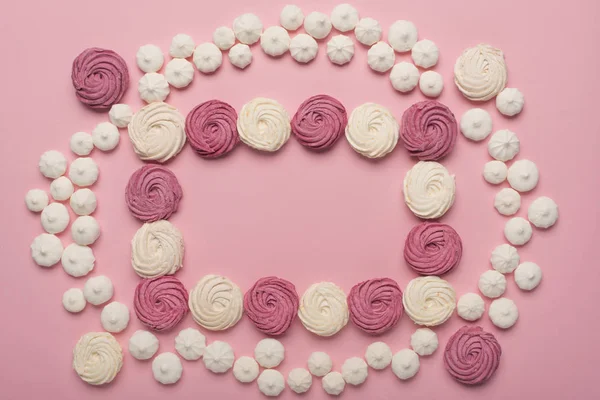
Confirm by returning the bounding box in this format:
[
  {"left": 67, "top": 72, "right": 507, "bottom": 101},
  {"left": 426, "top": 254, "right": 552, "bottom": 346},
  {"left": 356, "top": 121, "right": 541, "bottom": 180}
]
[
  {"left": 347, "top": 278, "right": 404, "bottom": 335},
  {"left": 404, "top": 222, "right": 463, "bottom": 276},
  {"left": 71, "top": 48, "right": 129, "bottom": 109},
  {"left": 444, "top": 326, "right": 502, "bottom": 385},
  {"left": 291, "top": 94, "right": 347, "bottom": 151},
  {"left": 244, "top": 276, "right": 299, "bottom": 336},
  {"left": 125, "top": 164, "right": 183, "bottom": 223},
  {"left": 400, "top": 100, "right": 458, "bottom": 160},
  {"left": 185, "top": 100, "right": 240, "bottom": 158},
  {"left": 134, "top": 276, "right": 189, "bottom": 332}
]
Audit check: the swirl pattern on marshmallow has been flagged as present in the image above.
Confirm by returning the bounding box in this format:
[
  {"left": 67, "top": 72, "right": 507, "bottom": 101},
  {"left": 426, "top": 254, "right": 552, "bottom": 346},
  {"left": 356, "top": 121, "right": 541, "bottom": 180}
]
[
  {"left": 72, "top": 332, "right": 123, "bottom": 385},
  {"left": 237, "top": 98, "right": 291, "bottom": 152},
  {"left": 347, "top": 278, "right": 403, "bottom": 335},
  {"left": 444, "top": 325, "right": 502, "bottom": 385},
  {"left": 403, "top": 161, "right": 456, "bottom": 219},
  {"left": 185, "top": 100, "right": 240, "bottom": 158},
  {"left": 244, "top": 276, "right": 299, "bottom": 336},
  {"left": 189, "top": 274, "right": 244, "bottom": 331},
  {"left": 404, "top": 222, "right": 463, "bottom": 275},
  {"left": 128, "top": 102, "right": 186, "bottom": 163},
  {"left": 291, "top": 94, "right": 347, "bottom": 151},
  {"left": 400, "top": 100, "right": 458, "bottom": 161},
  {"left": 131, "top": 220, "right": 184, "bottom": 278},
  {"left": 454, "top": 44, "right": 507, "bottom": 102},
  {"left": 71, "top": 48, "right": 129, "bottom": 109},
  {"left": 134, "top": 276, "right": 189, "bottom": 332},
  {"left": 298, "top": 282, "right": 349, "bottom": 337},
  {"left": 403, "top": 276, "right": 456, "bottom": 326},
  {"left": 345, "top": 103, "right": 399, "bottom": 158},
  {"left": 125, "top": 165, "right": 183, "bottom": 222}
]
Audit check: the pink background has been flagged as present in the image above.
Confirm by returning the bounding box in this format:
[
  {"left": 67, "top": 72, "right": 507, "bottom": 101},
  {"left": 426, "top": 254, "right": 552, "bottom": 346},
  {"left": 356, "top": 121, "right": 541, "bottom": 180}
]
[{"left": 1, "top": 0, "right": 599, "bottom": 398}]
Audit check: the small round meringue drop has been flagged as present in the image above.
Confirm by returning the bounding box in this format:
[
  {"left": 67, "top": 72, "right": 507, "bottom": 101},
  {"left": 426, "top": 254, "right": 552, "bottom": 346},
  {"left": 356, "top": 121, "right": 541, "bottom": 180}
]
[
  {"left": 460, "top": 108, "right": 493, "bottom": 141},
  {"left": 193, "top": 43, "right": 223, "bottom": 73},
  {"left": 494, "top": 188, "right": 521, "bottom": 216},
  {"left": 254, "top": 338, "right": 285, "bottom": 368},
  {"left": 69, "top": 157, "right": 98, "bottom": 187},
  {"left": 138, "top": 73, "right": 170, "bottom": 103},
  {"left": 308, "top": 351, "right": 332, "bottom": 376},
  {"left": 70, "top": 188, "right": 97, "bottom": 215},
  {"left": 258, "top": 369, "right": 285, "bottom": 397},
  {"left": 136, "top": 44, "right": 164, "bottom": 73},
  {"left": 478, "top": 270, "right": 507, "bottom": 298},
  {"left": 101, "top": 301, "right": 130, "bottom": 333},
  {"left": 411, "top": 39, "right": 439, "bottom": 68},
  {"left": 70, "top": 132, "right": 94, "bottom": 156},
  {"left": 354, "top": 17, "right": 381, "bottom": 46},
  {"left": 419, "top": 70, "right": 444, "bottom": 97},
  {"left": 280, "top": 5, "right": 304, "bottom": 31},
  {"left": 261, "top": 26, "right": 290, "bottom": 57},
  {"left": 233, "top": 356, "right": 259, "bottom": 383},
  {"left": 327, "top": 34, "right": 355, "bottom": 65},
  {"left": 489, "top": 298, "right": 519, "bottom": 329},
  {"left": 233, "top": 13, "right": 263, "bottom": 44},
  {"left": 388, "top": 20, "right": 418, "bottom": 52},
  {"left": 41, "top": 202, "right": 70, "bottom": 234},
  {"left": 213, "top": 26, "right": 235, "bottom": 50},
  {"left": 410, "top": 328, "right": 439, "bottom": 356},
  {"left": 39, "top": 150, "right": 67, "bottom": 179},
  {"left": 228, "top": 43, "right": 253, "bottom": 69},
  {"left": 488, "top": 129, "right": 520, "bottom": 161},
  {"left": 491, "top": 244, "right": 520, "bottom": 273},
  {"left": 287, "top": 368, "right": 312, "bottom": 393},
  {"left": 92, "top": 122, "right": 120, "bottom": 151},
  {"left": 322, "top": 371, "right": 345, "bottom": 396},
  {"left": 331, "top": 4, "right": 359, "bottom": 32},
  {"left": 514, "top": 262, "right": 542, "bottom": 290},
  {"left": 483, "top": 160, "right": 508, "bottom": 184},
  {"left": 170, "top": 33, "right": 195, "bottom": 58},
  {"left": 71, "top": 215, "right": 100, "bottom": 245},
  {"left": 504, "top": 217, "right": 533, "bottom": 245},
  {"left": 304, "top": 11, "right": 332, "bottom": 39},
  {"left": 203, "top": 341, "right": 234, "bottom": 373},
  {"left": 83, "top": 275, "right": 113, "bottom": 305},
  {"left": 290, "top": 33, "right": 318, "bottom": 63},
  {"left": 392, "top": 349, "right": 420, "bottom": 380},
  {"left": 30, "top": 233, "right": 63, "bottom": 267},
  {"left": 25, "top": 189, "right": 49, "bottom": 212},
  {"left": 390, "top": 61, "right": 420, "bottom": 92},
  {"left": 341, "top": 357, "right": 368, "bottom": 385},
  {"left": 165, "top": 58, "right": 194, "bottom": 88},
  {"left": 367, "top": 41, "right": 395, "bottom": 72},
  {"left": 508, "top": 159, "right": 539, "bottom": 192},
  {"left": 365, "top": 342, "right": 392, "bottom": 369},
  {"left": 152, "top": 352, "right": 183, "bottom": 384},
  {"left": 61, "top": 243, "right": 95, "bottom": 277},
  {"left": 457, "top": 293, "right": 485, "bottom": 321},
  {"left": 63, "top": 288, "right": 86, "bottom": 313},
  {"left": 528, "top": 196, "right": 558, "bottom": 228},
  {"left": 108, "top": 104, "right": 133, "bottom": 128},
  {"left": 174, "top": 328, "right": 206, "bottom": 360},
  {"left": 128, "top": 330, "right": 159, "bottom": 360},
  {"left": 496, "top": 88, "right": 525, "bottom": 116}
]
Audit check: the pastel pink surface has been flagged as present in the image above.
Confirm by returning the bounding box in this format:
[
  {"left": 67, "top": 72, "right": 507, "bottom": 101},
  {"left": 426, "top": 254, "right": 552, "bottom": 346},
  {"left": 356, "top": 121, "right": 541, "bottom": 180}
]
[{"left": 1, "top": 0, "right": 599, "bottom": 399}]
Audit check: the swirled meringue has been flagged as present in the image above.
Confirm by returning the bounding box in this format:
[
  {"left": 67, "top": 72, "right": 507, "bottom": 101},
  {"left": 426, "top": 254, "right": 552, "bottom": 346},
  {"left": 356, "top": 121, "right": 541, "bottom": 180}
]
[
  {"left": 528, "top": 196, "right": 558, "bottom": 228},
  {"left": 411, "top": 39, "right": 439, "bottom": 68},
  {"left": 444, "top": 325, "right": 502, "bottom": 385},
  {"left": 233, "top": 13, "right": 263, "bottom": 44},
  {"left": 213, "top": 27, "right": 235, "bottom": 51},
  {"left": 203, "top": 340, "right": 235, "bottom": 373},
  {"left": 308, "top": 351, "right": 332, "bottom": 376},
  {"left": 403, "top": 276, "right": 456, "bottom": 326},
  {"left": 101, "top": 301, "right": 130, "bottom": 333},
  {"left": 108, "top": 104, "right": 133, "bottom": 128},
  {"left": 63, "top": 288, "right": 86, "bottom": 313},
  {"left": 411, "top": 328, "right": 438, "bottom": 356},
  {"left": 454, "top": 44, "right": 507, "bottom": 101},
  {"left": 41, "top": 203, "right": 70, "bottom": 234},
  {"left": 403, "top": 161, "right": 456, "bottom": 219},
  {"left": 237, "top": 97, "right": 291, "bottom": 152},
  {"left": 138, "top": 73, "right": 170, "bottom": 103},
  {"left": 460, "top": 108, "right": 493, "bottom": 141},
  {"left": 25, "top": 189, "right": 49, "bottom": 212},
  {"left": 390, "top": 62, "right": 420, "bottom": 92},
  {"left": 291, "top": 94, "right": 347, "bottom": 150},
  {"left": 165, "top": 58, "right": 194, "bottom": 88},
  {"left": 504, "top": 217, "right": 532, "bottom": 246},
  {"left": 131, "top": 220, "right": 184, "bottom": 278},
  {"left": 73, "top": 332, "right": 123, "bottom": 385},
  {"left": 128, "top": 330, "right": 159, "bottom": 360},
  {"left": 388, "top": 20, "right": 418, "bottom": 52},
  {"left": 193, "top": 43, "right": 223, "bottom": 73},
  {"left": 70, "top": 131, "right": 94, "bottom": 156},
  {"left": 496, "top": 88, "right": 524, "bottom": 116},
  {"left": 71, "top": 48, "right": 129, "bottom": 109},
  {"left": 189, "top": 274, "right": 243, "bottom": 331},
  {"left": 299, "top": 282, "right": 349, "bottom": 337},
  {"left": 288, "top": 368, "right": 312, "bottom": 393},
  {"left": 61, "top": 243, "right": 95, "bottom": 277},
  {"left": 280, "top": 5, "right": 304, "bottom": 31},
  {"left": 70, "top": 188, "right": 97, "bottom": 215},
  {"left": 170, "top": 33, "right": 195, "bottom": 58},
  {"left": 494, "top": 188, "right": 521, "bottom": 216},
  {"left": 254, "top": 338, "right": 285, "bottom": 368},
  {"left": 365, "top": 342, "right": 392, "bottom": 370},
  {"left": 175, "top": 328, "right": 206, "bottom": 360},
  {"left": 258, "top": 369, "right": 285, "bottom": 397},
  {"left": 331, "top": 4, "right": 359, "bottom": 32},
  {"left": 345, "top": 102, "right": 399, "bottom": 158},
  {"left": 457, "top": 293, "right": 485, "bottom": 321},
  {"left": 489, "top": 298, "right": 518, "bottom": 329},
  {"left": 304, "top": 11, "right": 332, "bottom": 39},
  {"left": 134, "top": 276, "right": 188, "bottom": 332},
  {"left": 322, "top": 372, "right": 345, "bottom": 395},
  {"left": 347, "top": 278, "right": 403, "bottom": 335},
  {"left": 261, "top": 26, "right": 290, "bottom": 57},
  {"left": 327, "top": 35, "right": 355, "bottom": 65},
  {"left": 478, "top": 270, "right": 506, "bottom": 298},
  {"left": 39, "top": 150, "right": 67, "bottom": 179},
  {"left": 483, "top": 160, "right": 507, "bottom": 184},
  {"left": 136, "top": 44, "right": 164, "bottom": 73},
  {"left": 488, "top": 129, "right": 520, "bottom": 161},
  {"left": 185, "top": 100, "right": 239, "bottom": 158},
  {"left": 404, "top": 222, "right": 462, "bottom": 275},
  {"left": 71, "top": 215, "right": 100, "bottom": 245},
  {"left": 392, "top": 349, "right": 420, "bottom": 380},
  {"left": 152, "top": 352, "right": 182, "bottom": 384},
  {"left": 515, "top": 262, "right": 542, "bottom": 291},
  {"left": 490, "top": 244, "right": 520, "bottom": 273},
  {"left": 69, "top": 157, "right": 99, "bottom": 187},
  {"left": 508, "top": 159, "right": 539, "bottom": 192},
  {"left": 233, "top": 356, "right": 259, "bottom": 383},
  {"left": 228, "top": 44, "right": 253, "bottom": 69},
  {"left": 354, "top": 17, "right": 381, "bottom": 46},
  {"left": 128, "top": 102, "right": 186, "bottom": 163},
  {"left": 419, "top": 71, "right": 444, "bottom": 97},
  {"left": 92, "top": 122, "right": 120, "bottom": 151},
  {"left": 290, "top": 33, "right": 318, "bottom": 63},
  {"left": 126, "top": 164, "right": 182, "bottom": 222},
  {"left": 367, "top": 42, "right": 395, "bottom": 72},
  {"left": 400, "top": 100, "right": 457, "bottom": 160},
  {"left": 244, "top": 276, "right": 299, "bottom": 336},
  {"left": 31, "top": 233, "right": 63, "bottom": 267},
  {"left": 83, "top": 275, "right": 113, "bottom": 305},
  {"left": 342, "top": 357, "right": 368, "bottom": 385},
  {"left": 50, "top": 176, "right": 74, "bottom": 201}
]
